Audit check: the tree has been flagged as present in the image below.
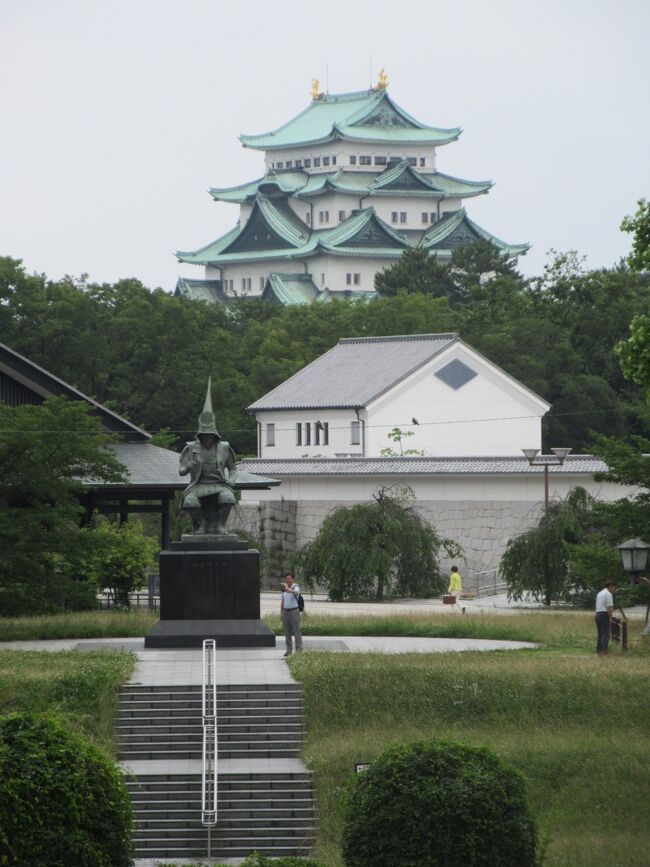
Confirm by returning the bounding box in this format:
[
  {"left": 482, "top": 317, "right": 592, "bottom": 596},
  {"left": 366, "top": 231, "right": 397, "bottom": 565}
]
[
  {"left": 0, "top": 713, "right": 133, "bottom": 866},
  {"left": 0, "top": 397, "right": 125, "bottom": 614},
  {"left": 294, "top": 486, "right": 460, "bottom": 601},
  {"left": 341, "top": 739, "right": 537, "bottom": 867},
  {"left": 500, "top": 487, "right": 593, "bottom": 605},
  {"left": 374, "top": 247, "right": 457, "bottom": 299},
  {"left": 379, "top": 427, "right": 425, "bottom": 456},
  {"left": 85, "top": 520, "right": 158, "bottom": 608},
  {"left": 621, "top": 198, "right": 650, "bottom": 272}
]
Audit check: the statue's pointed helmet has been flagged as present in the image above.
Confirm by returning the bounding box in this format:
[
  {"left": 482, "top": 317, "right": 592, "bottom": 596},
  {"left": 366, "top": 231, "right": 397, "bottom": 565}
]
[{"left": 197, "top": 377, "right": 220, "bottom": 437}]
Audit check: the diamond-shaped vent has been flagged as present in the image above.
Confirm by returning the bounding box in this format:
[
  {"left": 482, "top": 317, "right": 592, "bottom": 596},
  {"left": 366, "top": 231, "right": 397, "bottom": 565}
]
[{"left": 435, "top": 359, "right": 477, "bottom": 390}]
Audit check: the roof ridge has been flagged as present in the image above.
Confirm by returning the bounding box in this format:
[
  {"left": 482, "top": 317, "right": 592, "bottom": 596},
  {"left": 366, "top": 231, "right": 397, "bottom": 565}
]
[{"left": 339, "top": 333, "right": 458, "bottom": 344}]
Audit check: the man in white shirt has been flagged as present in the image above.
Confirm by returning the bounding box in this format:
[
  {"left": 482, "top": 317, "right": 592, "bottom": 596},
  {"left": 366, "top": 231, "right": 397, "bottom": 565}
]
[
  {"left": 281, "top": 572, "right": 302, "bottom": 658},
  {"left": 595, "top": 581, "right": 617, "bottom": 655}
]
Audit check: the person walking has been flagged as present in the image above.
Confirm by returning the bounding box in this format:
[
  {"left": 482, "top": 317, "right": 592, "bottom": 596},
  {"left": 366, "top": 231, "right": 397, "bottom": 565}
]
[
  {"left": 447, "top": 565, "right": 465, "bottom": 612},
  {"left": 595, "top": 580, "right": 617, "bottom": 655},
  {"left": 281, "top": 571, "right": 302, "bottom": 658}
]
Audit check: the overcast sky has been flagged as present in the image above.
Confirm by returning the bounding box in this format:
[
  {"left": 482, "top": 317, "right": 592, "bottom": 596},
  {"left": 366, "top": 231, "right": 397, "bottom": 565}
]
[{"left": 1, "top": 0, "right": 649, "bottom": 291}]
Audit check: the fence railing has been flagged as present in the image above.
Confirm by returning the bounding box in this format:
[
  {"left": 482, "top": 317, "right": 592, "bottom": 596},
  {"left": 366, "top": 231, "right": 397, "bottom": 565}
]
[
  {"left": 465, "top": 569, "right": 508, "bottom": 598},
  {"left": 201, "top": 639, "right": 218, "bottom": 857}
]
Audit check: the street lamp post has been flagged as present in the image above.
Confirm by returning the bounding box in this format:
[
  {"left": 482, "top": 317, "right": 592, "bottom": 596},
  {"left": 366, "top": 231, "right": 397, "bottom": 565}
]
[
  {"left": 521, "top": 447, "right": 572, "bottom": 606},
  {"left": 522, "top": 447, "right": 573, "bottom": 512}
]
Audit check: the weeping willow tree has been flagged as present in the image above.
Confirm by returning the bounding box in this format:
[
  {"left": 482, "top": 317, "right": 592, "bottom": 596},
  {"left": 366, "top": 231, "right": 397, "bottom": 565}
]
[
  {"left": 500, "top": 487, "right": 594, "bottom": 605},
  {"left": 294, "top": 486, "right": 460, "bottom": 601}
]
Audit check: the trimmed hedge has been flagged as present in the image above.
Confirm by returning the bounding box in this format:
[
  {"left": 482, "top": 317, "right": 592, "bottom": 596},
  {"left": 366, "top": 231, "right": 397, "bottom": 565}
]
[
  {"left": 0, "top": 713, "right": 133, "bottom": 866},
  {"left": 341, "top": 739, "right": 537, "bottom": 867}
]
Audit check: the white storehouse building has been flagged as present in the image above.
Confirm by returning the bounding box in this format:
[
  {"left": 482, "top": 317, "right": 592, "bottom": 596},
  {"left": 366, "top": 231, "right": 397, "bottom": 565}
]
[
  {"left": 234, "top": 334, "right": 636, "bottom": 586},
  {"left": 176, "top": 75, "right": 527, "bottom": 305}
]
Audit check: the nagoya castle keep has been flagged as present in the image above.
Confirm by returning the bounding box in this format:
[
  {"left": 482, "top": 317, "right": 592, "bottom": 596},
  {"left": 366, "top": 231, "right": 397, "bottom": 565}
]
[{"left": 176, "top": 72, "right": 528, "bottom": 305}]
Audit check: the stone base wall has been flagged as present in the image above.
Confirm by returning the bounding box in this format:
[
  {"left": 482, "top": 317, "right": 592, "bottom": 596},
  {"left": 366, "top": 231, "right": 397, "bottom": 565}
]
[{"left": 232, "top": 498, "right": 544, "bottom": 590}]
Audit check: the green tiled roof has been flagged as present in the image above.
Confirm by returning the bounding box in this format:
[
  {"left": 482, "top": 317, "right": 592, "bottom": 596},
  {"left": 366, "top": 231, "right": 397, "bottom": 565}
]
[
  {"left": 176, "top": 225, "right": 240, "bottom": 264},
  {"left": 240, "top": 89, "right": 460, "bottom": 150},
  {"left": 209, "top": 165, "right": 490, "bottom": 204},
  {"left": 263, "top": 273, "right": 319, "bottom": 305},
  {"left": 175, "top": 277, "right": 228, "bottom": 302},
  {"left": 422, "top": 209, "right": 529, "bottom": 256},
  {"left": 177, "top": 202, "right": 526, "bottom": 268}
]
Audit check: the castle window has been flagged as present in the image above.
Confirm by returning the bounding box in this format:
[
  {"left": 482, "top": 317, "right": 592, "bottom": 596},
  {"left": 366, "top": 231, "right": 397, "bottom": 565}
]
[
  {"left": 321, "top": 273, "right": 325, "bottom": 285},
  {"left": 338, "top": 210, "right": 346, "bottom": 221},
  {"left": 266, "top": 424, "right": 275, "bottom": 447},
  {"left": 276, "top": 161, "right": 283, "bottom": 169},
  {"left": 400, "top": 212, "right": 407, "bottom": 223},
  {"left": 306, "top": 211, "right": 311, "bottom": 225},
  {"left": 422, "top": 212, "right": 429, "bottom": 224},
  {"left": 359, "top": 155, "right": 371, "bottom": 165},
  {"left": 323, "top": 156, "right": 330, "bottom": 166},
  {"left": 305, "top": 422, "right": 311, "bottom": 446},
  {"left": 295, "top": 159, "right": 303, "bottom": 168},
  {"left": 374, "top": 156, "right": 387, "bottom": 166},
  {"left": 304, "top": 158, "right": 312, "bottom": 168},
  {"left": 285, "top": 160, "right": 293, "bottom": 168},
  {"left": 332, "top": 155, "right": 337, "bottom": 165},
  {"left": 313, "top": 157, "right": 321, "bottom": 167},
  {"left": 260, "top": 277, "right": 265, "bottom": 290},
  {"left": 430, "top": 212, "right": 437, "bottom": 223},
  {"left": 349, "top": 155, "right": 357, "bottom": 165},
  {"left": 319, "top": 210, "right": 329, "bottom": 224},
  {"left": 391, "top": 211, "right": 398, "bottom": 224},
  {"left": 419, "top": 157, "right": 426, "bottom": 166},
  {"left": 346, "top": 273, "right": 352, "bottom": 285},
  {"left": 408, "top": 157, "right": 416, "bottom": 166},
  {"left": 353, "top": 273, "right": 361, "bottom": 285}
]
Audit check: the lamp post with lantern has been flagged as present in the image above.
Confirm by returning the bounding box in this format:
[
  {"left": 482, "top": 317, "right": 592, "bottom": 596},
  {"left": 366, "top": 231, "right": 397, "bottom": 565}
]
[{"left": 520, "top": 447, "right": 572, "bottom": 606}]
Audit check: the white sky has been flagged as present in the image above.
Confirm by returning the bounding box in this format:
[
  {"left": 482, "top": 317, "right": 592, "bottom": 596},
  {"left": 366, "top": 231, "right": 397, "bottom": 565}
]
[{"left": 1, "top": 0, "right": 649, "bottom": 290}]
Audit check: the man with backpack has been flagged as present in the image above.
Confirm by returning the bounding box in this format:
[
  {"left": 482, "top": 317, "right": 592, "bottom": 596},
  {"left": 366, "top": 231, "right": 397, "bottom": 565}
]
[{"left": 280, "top": 572, "right": 303, "bottom": 657}]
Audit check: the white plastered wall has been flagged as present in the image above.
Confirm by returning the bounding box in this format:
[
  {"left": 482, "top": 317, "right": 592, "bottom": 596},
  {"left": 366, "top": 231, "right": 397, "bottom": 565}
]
[
  {"left": 256, "top": 409, "right": 363, "bottom": 459},
  {"left": 363, "top": 343, "right": 548, "bottom": 457}
]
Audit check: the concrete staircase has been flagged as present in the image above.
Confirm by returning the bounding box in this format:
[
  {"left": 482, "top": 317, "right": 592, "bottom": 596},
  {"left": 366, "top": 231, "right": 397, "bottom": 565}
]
[{"left": 118, "top": 683, "right": 317, "bottom": 860}]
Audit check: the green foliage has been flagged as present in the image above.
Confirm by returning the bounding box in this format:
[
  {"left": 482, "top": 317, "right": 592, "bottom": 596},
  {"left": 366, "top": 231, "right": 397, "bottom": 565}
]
[
  {"left": 0, "top": 397, "right": 126, "bottom": 615},
  {"left": 86, "top": 520, "right": 158, "bottom": 607},
  {"left": 340, "top": 738, "right": 537, "bottom": 867},
  {"left": 0, "top": 713, "right": 133, "bottom": 866},
  {"left": 379, "top": 426, "right": 424, "bottom": 456},
  {"left": 294, "top": 487, "right": 460, "bottom": 600},
  {"left": 621, "top": 198, "right": 650, "bottom": 272},
  {"left": 0, "top": 649, "right": 135, "bottom": 748},
  {"left": 500, "top": 488, "right": 593, "bottom": 605},
  {"left": 3, "top": 252, "right": 650, "bottom": 456}
]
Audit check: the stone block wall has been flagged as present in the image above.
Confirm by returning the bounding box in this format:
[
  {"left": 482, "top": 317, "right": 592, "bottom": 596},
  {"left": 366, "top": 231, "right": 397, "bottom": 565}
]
[{"left": 233, "top": 497, "right": 544, "bottom": 590}]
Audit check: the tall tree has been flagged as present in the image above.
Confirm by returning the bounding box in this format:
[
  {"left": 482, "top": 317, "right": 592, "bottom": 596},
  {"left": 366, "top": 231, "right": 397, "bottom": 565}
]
[
  {"left": 294, "top": 486, "right": 460, "bottom": 601},
  {"left": 0, "top": 397, "right": 125, "bottom": 613},
  {"left": 621, "top": 198, "right": 650, "bottom": 273}
]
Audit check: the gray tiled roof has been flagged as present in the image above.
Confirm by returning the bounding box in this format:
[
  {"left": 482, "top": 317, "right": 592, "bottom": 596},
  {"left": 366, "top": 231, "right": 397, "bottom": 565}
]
[
  {"left": 237, "top": 455, "right": 609, "bottom": 476},
  {"left": 248, "top": 334, "right": 458, "bottom": 411},
  {"left": 86, "top": 443, "right": 184, "bottom": 488}
]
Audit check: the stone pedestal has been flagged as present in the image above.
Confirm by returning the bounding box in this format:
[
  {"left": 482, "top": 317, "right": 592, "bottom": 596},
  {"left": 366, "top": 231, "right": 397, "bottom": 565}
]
[{"left": 144, "top": 539, "right": 276, "bottom": 648}]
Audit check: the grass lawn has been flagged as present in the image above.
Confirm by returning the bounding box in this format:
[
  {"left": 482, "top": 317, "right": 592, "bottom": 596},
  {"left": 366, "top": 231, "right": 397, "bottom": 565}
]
[
  {"left": 0, "top": 649, "right": 134, "bottom": 755},
  {"left": 1, "top": 608, "right": 648, "bottom": 865},
  {"left": 290, "top": 649, "right": 650, "bottom": 866}
]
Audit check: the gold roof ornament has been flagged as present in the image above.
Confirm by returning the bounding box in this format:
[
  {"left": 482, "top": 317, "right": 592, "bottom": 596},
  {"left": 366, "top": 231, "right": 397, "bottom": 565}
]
[
  {"left": 373, "top": 68, "right": 389, "bottom": 90},
  {"left": 310, "top": 78, "right": 322, "bottom": 100}
]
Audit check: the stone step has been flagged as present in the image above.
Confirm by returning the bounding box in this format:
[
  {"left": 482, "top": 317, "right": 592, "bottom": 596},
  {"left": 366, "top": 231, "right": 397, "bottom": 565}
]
[
  {"left": 121, "top": 747, "right": 301, "bottom": 761},
  {"left": 132, "top": 842, "right": 314, "bottom": 859},
  {"left": 121, "top": 683, "right": 302, "bottom": 694},
  {"left": 117, "top": 714, "right": 303, "bottom": 736},
  {"left": 131, "top": 800, "right": 315, "bottom": 815},
  {"left": 125, "top": 773, "right": 312, "bottom": 787},
  {"left": 133, "top": 825, "right": 315, "bottom": 842},
  {"left": 135, "top": 814, "right": 315, "bottom": 830}
]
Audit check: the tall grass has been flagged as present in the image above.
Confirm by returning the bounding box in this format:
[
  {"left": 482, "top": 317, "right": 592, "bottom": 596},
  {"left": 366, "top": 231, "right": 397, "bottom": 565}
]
[
  {"left": 289, "top": 651, "right": 650, "bottom": 866},
  {"left": 0, "top": 609, "right": 158, "bottom": 641},
  {"left": 0, "top": 649, "right": 135, "bottom": 754}
]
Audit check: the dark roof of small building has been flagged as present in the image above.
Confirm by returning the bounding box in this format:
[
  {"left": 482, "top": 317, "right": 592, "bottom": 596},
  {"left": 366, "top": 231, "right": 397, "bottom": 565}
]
[
  {"left": 89, "top": 442, "right": 184, "bottom": 488},
  {"left": 237, "top": 455, "right": 608, "bottom": 476},
  {"left": 0, "top": 341, "right": 149, "bottom": 441}
]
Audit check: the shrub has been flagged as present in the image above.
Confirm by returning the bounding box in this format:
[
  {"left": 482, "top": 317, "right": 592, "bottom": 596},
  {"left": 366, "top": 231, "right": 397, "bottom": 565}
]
[
  {"left": 341, "top": 739, "right": 537, "bottom": 867},
  {"left": 0, "top": 713, "right": 133, "bottom": 866}
]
